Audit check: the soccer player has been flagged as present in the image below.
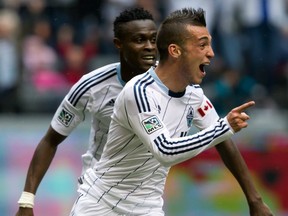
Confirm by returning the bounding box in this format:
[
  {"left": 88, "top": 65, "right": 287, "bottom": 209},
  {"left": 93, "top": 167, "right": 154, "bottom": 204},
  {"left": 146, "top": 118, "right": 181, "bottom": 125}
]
[
  {"left": 16, "top": 7, "right": 158, "bottom": 216},
  {"left": 70, "top": 8, "right": 274, "bottom": 216}
]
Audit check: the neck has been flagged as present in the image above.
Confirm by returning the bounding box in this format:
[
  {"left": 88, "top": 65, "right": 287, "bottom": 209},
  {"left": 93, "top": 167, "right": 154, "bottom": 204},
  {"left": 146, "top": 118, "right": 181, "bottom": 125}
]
[
  {"left": 120, "top": 62, "right": 138, "bottom": 83},
  {"left": 155, "top": 62, "right": 187, "bottom": 93}
]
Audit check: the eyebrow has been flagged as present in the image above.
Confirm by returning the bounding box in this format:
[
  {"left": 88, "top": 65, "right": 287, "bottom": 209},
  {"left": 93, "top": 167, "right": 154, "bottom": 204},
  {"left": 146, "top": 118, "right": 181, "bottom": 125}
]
[{"left": 198, "top": 35, "right": 212, "bottom": 41}]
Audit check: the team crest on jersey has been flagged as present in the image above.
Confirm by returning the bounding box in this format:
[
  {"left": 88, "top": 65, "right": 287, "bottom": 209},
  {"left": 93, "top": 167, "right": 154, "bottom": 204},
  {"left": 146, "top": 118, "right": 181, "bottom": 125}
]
[
  {"left": 57, "top": 108, "right": 74, "bottom": 127},
  {"left": 142, "top": 116, "right": 163, "bottom": 134},
  {"left": 186, "top": 106, "right": 194, "bottom": 127}
]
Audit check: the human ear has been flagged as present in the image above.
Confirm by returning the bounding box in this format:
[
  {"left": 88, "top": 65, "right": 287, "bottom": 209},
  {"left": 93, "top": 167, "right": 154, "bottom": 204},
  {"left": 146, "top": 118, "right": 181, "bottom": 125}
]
[
  {"left": 168, "top": 44, "right": 181, "bottom": 58},
  {"left": 113, "top": 38, "right": 122, "bottom": 49}
]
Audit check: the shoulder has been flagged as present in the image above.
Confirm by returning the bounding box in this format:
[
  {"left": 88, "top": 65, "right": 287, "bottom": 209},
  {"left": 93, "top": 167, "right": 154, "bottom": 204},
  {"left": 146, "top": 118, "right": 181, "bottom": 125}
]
[
  {"left": 71, "top": 62, "right": 120, "bottom": 91},
  {"left": 81, "top": 62, "right": 119, "bottom": 81},
  {"left": 187, "top": 84, "right": 204, "bottom": 95},
  {"left": 66, "top": 62, "right": 120, "bottom": 106},
  {"left": 125, "top": 72, "right": 153, "bottom": 90}
]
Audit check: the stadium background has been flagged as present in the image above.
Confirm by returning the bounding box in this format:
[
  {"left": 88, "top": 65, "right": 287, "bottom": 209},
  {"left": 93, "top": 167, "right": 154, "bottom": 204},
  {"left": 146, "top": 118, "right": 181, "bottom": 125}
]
[{"left": 1, "top": 0, "right": 288, "bottom": 215}]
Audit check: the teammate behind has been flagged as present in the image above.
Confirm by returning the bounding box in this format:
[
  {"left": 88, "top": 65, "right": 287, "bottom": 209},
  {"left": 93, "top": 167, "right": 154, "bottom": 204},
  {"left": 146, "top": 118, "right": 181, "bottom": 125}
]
[{"left": 16, "top": 7, "right": 157, "bottom": 216}]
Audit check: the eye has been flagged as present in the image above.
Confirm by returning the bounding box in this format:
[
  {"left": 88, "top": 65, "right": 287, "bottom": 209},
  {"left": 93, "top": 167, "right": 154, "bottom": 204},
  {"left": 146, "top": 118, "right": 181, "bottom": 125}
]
[
  {"left": 135, "top": 37, "right": 144, "bottom": 43},
  {"left": 150, "top": 36, "right": 156, "bottom": 44}
]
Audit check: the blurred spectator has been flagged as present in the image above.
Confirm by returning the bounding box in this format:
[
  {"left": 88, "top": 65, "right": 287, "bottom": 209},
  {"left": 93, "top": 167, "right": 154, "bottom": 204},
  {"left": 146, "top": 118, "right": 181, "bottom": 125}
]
[
  {"left": 237, "top": 0, "right": 287, "bottom": 90},
  {"left": 19, "top": 0, "right": 49, "bottom": 39},
  {"left": 21, "top": 35, "right": 66, "bottom": 92},
  {"left": 98, "top": 0, "right": 135, "bottom": 54},
  {"left": 136, "top": 0, "right": 165, "bottom": 25},
  {"left": 204, "top": 66, "right": 277, "bottom": 116},
  {"left": 19, "top": 17, "right": 69, "bottom": 112},
  {"left": 61, "top": 44, "right": 87, "bottom": 85},
  {"left": 216, "top": 0, "right": 245, "bottom": 70},
  {"left": 0, "top": 9, "right": 20, "bottom": 112},
  {"left": 56, "top": 23, "right": 75, "bottom": 59},
  {"left": 0, "top": 0, "right": 287, "bottom": 112},
  {"left": 165, "top": 0, "right": 220, "bottom": 32},
  {"left": 82, "top": 21, "right": 100, "bottom": 62},
  {"left": 1, "top": 0, "right": 22, "bottom": 10}
]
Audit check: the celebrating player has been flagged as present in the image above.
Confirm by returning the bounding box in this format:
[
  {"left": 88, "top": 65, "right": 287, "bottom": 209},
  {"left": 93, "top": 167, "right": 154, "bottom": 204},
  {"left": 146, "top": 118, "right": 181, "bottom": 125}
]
[{"left": 70, "top": 8, "right": 274, "bottom": 216}]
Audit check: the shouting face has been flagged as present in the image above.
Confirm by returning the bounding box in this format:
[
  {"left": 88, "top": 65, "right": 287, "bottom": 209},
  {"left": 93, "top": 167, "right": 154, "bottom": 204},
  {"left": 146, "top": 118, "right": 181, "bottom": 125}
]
[{"left": 178, "top": 25, "right": 214, "bottom": 85}]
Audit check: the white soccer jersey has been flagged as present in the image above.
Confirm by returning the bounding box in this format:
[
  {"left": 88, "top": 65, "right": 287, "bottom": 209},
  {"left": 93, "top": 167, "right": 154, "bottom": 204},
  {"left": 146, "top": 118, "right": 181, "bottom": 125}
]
[
  {"left": 79, "top": 67, "right": 234, "bottom": 215},
  {"left": 51, "top": 62, "right": 125, "bottom": 173}
]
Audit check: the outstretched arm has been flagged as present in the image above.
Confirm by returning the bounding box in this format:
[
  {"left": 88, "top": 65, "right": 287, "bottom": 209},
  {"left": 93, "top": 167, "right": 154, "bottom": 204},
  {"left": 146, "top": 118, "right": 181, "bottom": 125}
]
[
  {"left": 216, "top": 101, "right": 273, "bottom": 215},
  {"left": 216, "top": 139, "right": 274, "bottom": 216},
  {"left": 16, "top": 126, "right": 66, "bottom": 216}
]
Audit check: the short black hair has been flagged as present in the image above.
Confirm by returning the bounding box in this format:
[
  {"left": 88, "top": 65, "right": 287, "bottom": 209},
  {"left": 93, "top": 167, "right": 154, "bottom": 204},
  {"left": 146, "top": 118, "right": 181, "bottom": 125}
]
[
  {"left": 113, "top": 7, "right": 154, "bottom": 39},
  {"left": 156, "top": 8, "right": 206, "bottom": 61}
]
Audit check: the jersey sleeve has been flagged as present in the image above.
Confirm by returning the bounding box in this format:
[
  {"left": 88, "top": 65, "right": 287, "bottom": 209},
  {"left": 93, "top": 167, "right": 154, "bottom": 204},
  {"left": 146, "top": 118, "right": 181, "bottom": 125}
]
[
  {"left": 51, "top": 83, "right": 90, "bottom": 136},
  {"left": 117, "top": 84, "right": 234, "bottom": 167},
  {"left": 192, "top": 95, "right": 220, "bottom": 130}
]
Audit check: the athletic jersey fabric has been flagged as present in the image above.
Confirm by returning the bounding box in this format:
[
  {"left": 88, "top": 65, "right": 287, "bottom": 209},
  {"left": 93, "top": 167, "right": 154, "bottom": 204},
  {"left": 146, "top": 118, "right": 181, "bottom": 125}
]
[
  {"left": 51, "top": 62, "right": 124, "bottom": 173},
  {"left": 79, "top": 67, "right": 234, "bottom": 215}
]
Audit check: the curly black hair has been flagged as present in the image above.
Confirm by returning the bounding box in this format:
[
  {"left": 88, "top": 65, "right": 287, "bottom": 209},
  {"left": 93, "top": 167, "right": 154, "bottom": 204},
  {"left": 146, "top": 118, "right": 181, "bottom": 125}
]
[{"left": 113, "top": 7, "right": 154, "bottom": 39}]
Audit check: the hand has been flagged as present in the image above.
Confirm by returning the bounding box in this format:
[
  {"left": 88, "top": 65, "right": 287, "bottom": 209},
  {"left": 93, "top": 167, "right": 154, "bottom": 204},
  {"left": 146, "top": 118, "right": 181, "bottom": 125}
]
[
  {"left": 226, "top": 101, "right": 255, "bottom": 133},
  {"left": 15, "top": 207, "right": 33, "bottom": 216},
  {"left": 249, "top": 200, "right": 274, "bottom": 216}
]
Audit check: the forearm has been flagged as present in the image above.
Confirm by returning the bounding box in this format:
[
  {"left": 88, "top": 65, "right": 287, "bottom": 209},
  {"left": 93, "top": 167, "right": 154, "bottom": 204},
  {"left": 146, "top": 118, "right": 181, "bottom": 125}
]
[
  {"left": 150, "top": 118, "right": 233, "bottom": 167},
  {"left": 23, "top": 140, "right": 58, "bottom": 194},
  {"left": 215, "top": 139, "right": 262, "bottom": 203}
]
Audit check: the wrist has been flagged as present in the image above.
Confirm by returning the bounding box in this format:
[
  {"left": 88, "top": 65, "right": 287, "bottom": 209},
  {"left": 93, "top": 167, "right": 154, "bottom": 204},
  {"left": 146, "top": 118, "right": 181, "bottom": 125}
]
[
  {"left": 18, "top": 191, "right": 35, "bottom": 208},
  {"left": 223, "top": 116, "right": 235, "bottom": 134}
]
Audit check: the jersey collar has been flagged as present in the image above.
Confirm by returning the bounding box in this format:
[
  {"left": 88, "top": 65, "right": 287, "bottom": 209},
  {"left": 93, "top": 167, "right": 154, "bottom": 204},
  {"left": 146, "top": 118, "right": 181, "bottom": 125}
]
[
  {"left": 116, "top": 64, "right": 126, "bottom": 87},
  {"left": 149, "top": 68, "right": 186, "bottom": 98}
]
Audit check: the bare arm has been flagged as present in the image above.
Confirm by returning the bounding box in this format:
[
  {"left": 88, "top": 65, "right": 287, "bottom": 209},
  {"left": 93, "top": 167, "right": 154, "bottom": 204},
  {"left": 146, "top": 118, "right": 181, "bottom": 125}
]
[
  {"left": 23, "top": 126, "right": 66, "bottom": 193},
  {"left": 216, "top": 139, "right": 274, "bottom": 216},
  {"left": 16, "top": 126, "right": 66, "bottom": 216}
]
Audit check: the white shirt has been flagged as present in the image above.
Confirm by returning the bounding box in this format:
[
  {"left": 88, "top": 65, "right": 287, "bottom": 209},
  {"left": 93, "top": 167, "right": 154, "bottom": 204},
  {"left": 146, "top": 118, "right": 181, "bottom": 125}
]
[
  {"left": 80, "top": 67, "right": 234, "bottom": 215},
  {"left": 51, "top": 62, "right": 124, "bottom": 173}
]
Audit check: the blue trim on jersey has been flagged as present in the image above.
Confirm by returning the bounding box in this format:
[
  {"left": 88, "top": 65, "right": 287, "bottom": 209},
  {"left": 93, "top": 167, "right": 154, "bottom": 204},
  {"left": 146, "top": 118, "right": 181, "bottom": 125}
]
[
  {"left": 149, "top": 68, "right": 185, "bottom": 98},
  {"left": 116, "top": 64, "right": 126, "bottom": 87},
  {"left": 68, "top": 68, "right": 117, "bottom": 106},
  {"left": 134, "top": 72, "right": 154, "bottom": 113},
  {"left": 149, "top": 69, "right": 169, "bottom": 95},
  {"left": 153, "top": 119, "right": 229, "bottom": 155}
]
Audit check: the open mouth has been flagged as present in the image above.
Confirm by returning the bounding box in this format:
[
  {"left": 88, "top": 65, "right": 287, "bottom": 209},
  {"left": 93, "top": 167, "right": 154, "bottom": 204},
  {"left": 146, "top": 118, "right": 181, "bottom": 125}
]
[
  {"left": 199, "top": 64, "right": 205, "bottom": 72},
  {"left": 142, "top": 55, "right": 155, "bottom": 61},
  {"left": 142, "top": 56, "right": 156, "bottom": 65}
]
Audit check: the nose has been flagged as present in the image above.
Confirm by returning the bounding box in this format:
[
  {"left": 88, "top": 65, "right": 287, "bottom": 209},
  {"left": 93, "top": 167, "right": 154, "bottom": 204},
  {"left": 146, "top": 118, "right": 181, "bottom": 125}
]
[
  {"left": 207, "top": 46, "right": 215, "bottom": 58},
  {"left": 145, "top": 40, "right": 156, "bottom": 50}
]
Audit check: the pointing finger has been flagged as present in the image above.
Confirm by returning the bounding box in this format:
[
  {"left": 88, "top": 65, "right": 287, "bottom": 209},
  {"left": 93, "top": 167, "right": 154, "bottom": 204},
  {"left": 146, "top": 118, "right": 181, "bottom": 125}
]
[{"left": 232, "top": 101, "right": 255, "bottom": 113}]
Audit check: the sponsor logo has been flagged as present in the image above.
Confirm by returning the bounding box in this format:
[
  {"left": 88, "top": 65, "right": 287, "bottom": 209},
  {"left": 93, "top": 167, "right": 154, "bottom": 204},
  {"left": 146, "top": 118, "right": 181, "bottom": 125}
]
[
  {"left": 142, "top": 116, "right": 163, "bottom": 134},
  {"left": 186, "top": 106, "right": 194, "bottom": 127},
  {"left": 107, "top": 99, "right": 115, "bottom": 106},
  {"left": 57, "top": 108, "right": 74, "bottom": 127}
]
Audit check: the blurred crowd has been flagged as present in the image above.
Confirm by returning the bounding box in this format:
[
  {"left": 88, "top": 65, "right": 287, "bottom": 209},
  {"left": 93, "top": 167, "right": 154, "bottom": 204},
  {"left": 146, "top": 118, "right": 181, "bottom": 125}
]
[{"left": 0, "top": 0, "right": 287, "bottom": 115}]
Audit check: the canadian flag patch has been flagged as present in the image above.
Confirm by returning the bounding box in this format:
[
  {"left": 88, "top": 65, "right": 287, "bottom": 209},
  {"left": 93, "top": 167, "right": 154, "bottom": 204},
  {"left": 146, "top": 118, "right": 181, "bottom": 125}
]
[{"left": 197, "top": 100, "right": 213, "bottom": 117}]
